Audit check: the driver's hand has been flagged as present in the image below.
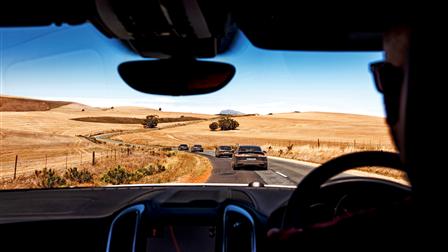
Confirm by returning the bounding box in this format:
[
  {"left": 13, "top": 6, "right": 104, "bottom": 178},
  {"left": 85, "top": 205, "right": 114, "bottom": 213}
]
[
  {"left": 266, "top": 198, "right": 413, "bottom": 251},
  {"left": 266, "top": 213, "right": 353, "bottom": 251},
  {"left": 266, "top": 227, "right": 303, "bottom": 241}
]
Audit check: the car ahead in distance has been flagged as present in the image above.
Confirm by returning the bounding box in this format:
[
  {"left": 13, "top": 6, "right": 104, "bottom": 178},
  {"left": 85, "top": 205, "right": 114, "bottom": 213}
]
[
  {"left": 232, "top": 145, "right": 268, "bottom": 170},
  {"left": 178, "top": 144, "right": 189, "bottom": 151},
  {"left": 215, "top": 145, "right": 234, "bottom": 158},
  {"left": 190, "top": 144, "right": 204, "bottom": 152}
]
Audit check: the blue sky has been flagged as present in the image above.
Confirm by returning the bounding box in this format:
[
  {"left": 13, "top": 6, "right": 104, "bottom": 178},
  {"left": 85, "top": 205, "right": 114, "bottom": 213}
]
[{"left": 1, "top": 23, "right": 385, "bottom": 116}]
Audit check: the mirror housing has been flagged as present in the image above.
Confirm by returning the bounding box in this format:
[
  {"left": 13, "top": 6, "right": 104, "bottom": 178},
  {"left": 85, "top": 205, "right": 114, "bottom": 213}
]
[{"left": 118, "top": 59, "right": 235, "bottom": 96}]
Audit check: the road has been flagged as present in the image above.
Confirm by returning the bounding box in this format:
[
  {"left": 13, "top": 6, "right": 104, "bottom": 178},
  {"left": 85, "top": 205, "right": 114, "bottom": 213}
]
[
  {"left": 200, "top": 151, "right": 316, "bottom": 186},
  {"left": 91, "top": 132, "right": 402, "bottom": 186},
  {"left": 92, "top": 130, "right": 315, "bottom": 186}
]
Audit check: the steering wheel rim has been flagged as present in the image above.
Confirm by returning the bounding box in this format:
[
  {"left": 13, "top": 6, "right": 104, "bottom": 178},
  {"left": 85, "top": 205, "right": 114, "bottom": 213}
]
[{"left": 282, "top": 151, "right": 406, "bottom": 228}]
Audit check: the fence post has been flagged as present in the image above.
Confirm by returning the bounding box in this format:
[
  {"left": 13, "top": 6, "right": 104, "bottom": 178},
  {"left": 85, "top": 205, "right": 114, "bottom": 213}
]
[
  {"left": 45, "top": 155, "right": 47, "bottom": 169},
  {"left": 354, "top": 139, "right": 356, "bottom": 148},
  {"left": 317, "top": 138, "right": 320, "bottom": 148},
  {"left": 13, "top": 155, "right": 18, "bottom": 179},
  {"left": 114, "top": 150, "right": 117, "bottom": 161},
  {"left": 92, "top": 151, "right": 95, "bottom": 166},
  {"left": 127, "top": 148, "right": 130, "bottom": 156},
  {"left": 65, "top": 153, "right": 68, "bottom": 169}
]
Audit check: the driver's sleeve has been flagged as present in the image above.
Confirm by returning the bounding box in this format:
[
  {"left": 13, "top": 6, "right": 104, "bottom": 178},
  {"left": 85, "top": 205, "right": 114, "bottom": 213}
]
[{"left": 267, "top": 198, "right": 414, "bottom": 251}]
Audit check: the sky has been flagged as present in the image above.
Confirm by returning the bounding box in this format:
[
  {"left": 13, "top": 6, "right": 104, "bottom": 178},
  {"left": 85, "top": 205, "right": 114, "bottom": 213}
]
[{"left": 0, "top": 23, "right": 385, "bottom": 116}]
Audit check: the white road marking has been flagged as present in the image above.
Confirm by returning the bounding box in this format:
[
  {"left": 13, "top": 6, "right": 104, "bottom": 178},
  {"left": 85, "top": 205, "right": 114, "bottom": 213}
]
[{"left": 274, "top": 171, "right": 288, "bottom": 178}]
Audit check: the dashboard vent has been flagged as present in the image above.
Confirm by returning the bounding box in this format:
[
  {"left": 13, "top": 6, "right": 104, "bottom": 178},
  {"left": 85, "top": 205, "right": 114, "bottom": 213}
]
[
  {"left": 106, "top": 204, "right": 145, "bottom": 252},
  {"left": 222, "top": 205, "right": 256, "bottom": 252}
]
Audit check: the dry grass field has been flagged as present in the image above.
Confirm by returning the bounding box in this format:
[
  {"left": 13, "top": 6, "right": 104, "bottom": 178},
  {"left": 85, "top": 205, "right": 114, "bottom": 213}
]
[
  {"left": 113, "top": 111, "right": 400, "bottom": 179},
  {"left": 0, "top": 96, "right": 213, "bottom": 180},
  {"left": 0, "top": 148, "right": 212, "bottom": 189},
  {"left": 114, "top": 112, "right": 395, "bottom": 151},
  {"left": 1, "top": 95, "right": 399, "bottom": 186}
]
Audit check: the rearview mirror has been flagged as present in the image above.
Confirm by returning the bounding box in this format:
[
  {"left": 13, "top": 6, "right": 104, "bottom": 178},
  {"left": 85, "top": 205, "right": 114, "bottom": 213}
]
[{"left": 118, "top": 59, "right": 235, "bottom": 96}]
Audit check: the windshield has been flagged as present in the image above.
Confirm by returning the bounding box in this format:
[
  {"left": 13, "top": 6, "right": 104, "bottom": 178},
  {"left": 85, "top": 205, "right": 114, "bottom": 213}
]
[{"left": 0, "top": 24, "right": 404, "bottom": 190}]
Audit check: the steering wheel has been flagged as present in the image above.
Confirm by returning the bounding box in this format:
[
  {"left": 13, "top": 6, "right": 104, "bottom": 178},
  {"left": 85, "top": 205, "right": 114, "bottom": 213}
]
[{"left": 282, "top": 151, "right": 407, "bottom": 228}]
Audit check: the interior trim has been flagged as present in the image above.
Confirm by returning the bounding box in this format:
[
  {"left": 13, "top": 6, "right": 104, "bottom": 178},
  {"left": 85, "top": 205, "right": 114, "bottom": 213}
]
[
  {"left": 106, "top": 204, "right": 145, "bottom": 252},
  {"left": 222, "top": 204, "right": 256, "bottom": 252}
]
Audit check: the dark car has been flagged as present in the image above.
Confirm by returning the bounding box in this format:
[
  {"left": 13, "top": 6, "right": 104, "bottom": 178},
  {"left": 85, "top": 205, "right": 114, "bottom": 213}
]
[
  {"left": 178, "top": 144, "right": 189, "bottom": 151},
  {"left": 232, "top": 145, "right": 268, "bottom": 170},
  {"left": 190, "top": 144, "right": 204, "bottom": 152},
  {"left": 215, "top": 145, "right": 233, "bottom": 158}
]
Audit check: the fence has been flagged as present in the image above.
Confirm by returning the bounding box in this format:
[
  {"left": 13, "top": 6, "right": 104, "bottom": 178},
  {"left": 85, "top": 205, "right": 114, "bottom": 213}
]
[{"left": 0, "top": 146, "right": 151, "bottom": 179}]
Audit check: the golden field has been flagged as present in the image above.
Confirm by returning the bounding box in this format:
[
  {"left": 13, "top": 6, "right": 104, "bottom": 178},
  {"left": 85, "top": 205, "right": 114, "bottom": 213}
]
[
  {"left": 1, "top": 95, "right": 398, "bottom": 184},
  {"left": 114, "top": 112, "right": 395, "bottom": 151},
  {"left": 1, "top": 96, "right": 212, "bottom": 179}
]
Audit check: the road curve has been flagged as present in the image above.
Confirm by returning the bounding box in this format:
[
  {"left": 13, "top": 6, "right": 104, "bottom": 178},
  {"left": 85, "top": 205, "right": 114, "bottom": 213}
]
[
  {"left": 200, "top": 151, "right": 316, "bottom": 186},
  {"left": 91, "top": 131, "right": 318, "bottom": 186}
]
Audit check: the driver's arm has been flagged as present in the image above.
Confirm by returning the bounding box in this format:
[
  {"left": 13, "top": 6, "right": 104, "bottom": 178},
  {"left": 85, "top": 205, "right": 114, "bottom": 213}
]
[{"left": 267, "top": 197, "right": 413, "bottom": 251}]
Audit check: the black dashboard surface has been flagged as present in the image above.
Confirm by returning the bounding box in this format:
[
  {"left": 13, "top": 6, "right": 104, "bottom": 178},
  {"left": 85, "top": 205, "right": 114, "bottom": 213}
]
[
  {"left": 0, "top": 185, "right": 293, "bottom": 252},
  {"left": 0, "top": 185, "right": 293, "bottom": 224}
]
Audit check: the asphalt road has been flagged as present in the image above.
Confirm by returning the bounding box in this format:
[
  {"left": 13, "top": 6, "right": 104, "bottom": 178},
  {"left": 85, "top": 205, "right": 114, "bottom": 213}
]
[
  {"left": 92, "top": 131, "right": 317, "bottom": 186},
  {"left": 200, "top": 151, "right": 316, "bottom": 186}
]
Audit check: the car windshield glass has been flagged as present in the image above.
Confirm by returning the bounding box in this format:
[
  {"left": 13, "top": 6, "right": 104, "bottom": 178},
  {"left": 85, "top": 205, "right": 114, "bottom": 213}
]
[{"left": 0, "top": 23, "right": 405, "bottom": 190}]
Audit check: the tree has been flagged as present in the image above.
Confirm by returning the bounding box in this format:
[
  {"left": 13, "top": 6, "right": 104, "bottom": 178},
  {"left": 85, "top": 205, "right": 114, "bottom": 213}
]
[
  {"left": 143, "top": 115, "right": 159, "bottom": 128},
  {"left": 218, "top": 117, "right": 239, "bottom": 131},
  {"left": 209, "top": 122, "right": 219, "bottom": 131}
]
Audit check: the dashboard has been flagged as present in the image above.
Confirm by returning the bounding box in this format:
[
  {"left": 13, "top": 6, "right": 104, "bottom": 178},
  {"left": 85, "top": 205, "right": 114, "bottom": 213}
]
[
  {"left": 0, "top": 179, "right": 410, "bottom": 252},
  {"left": 0, "top": 185, "right": 293, "bottom": 252}
]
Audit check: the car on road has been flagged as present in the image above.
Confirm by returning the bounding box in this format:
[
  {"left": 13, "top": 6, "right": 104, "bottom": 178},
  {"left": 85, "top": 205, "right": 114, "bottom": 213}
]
[
  {"left": 190, "top": 144, "right": 204, "bottom": 152},
  {"left": 178, "top": 144, "right": 189, "bottom": 151},
  {"left": 232, "top": 145, "right": 268, "bottom": 170},
  {"left": 215, "top": 145, "right": 234, "bottom": 158}
]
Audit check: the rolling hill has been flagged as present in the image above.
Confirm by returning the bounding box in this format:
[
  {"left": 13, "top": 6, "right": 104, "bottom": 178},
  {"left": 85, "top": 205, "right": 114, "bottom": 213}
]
[{"left": 0, "top": 96, "right": 72, "bottom": 112}]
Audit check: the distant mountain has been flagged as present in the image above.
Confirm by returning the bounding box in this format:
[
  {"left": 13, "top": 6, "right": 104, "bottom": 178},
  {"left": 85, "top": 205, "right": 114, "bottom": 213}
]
[{"left": 219, "top": 109, "right": 244, "bottom": 115}]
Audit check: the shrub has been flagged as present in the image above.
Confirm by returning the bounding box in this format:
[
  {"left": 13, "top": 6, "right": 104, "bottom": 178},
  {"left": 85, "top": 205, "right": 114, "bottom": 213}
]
[
  {"left": 218, "top": 117, "right": 239, "bottom": 131},
  {"left": 166, "top": 151, "right": 176, "bottom": 157},
  {"left": 101, "top": 166, "right": 133, "bottom": 185},
  {"left": 136, "top": 165, "right": 156, "bottom": 177},
  {"left": 64, "top": 167, "right": 93, "bottom": 183},
  {"left": 101, "top": 164, "right": 166, "bottom": 185},
  {"left": 34, "top": 168, "right": 66, "bottom": 188},
  {"left": 143, "top": 115, "right": 159, "bottom": 128},
  {"left": 209, "top": 122, "right": 219, "bottom": 131},
  {"left": 287, "top": 144, "right": 294, "bottom": 152},
  {"left": 157, "top": 164, "right": 166, "bottom": 172}
]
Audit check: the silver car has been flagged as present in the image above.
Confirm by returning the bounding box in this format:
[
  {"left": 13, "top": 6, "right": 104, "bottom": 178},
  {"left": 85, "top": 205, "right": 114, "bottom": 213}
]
[
  {"left": 232, "top": 145, "right": 268, "bottom": 170},
  {"left": 215, "top": 145, "right": 233, "bottom": 158}
]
